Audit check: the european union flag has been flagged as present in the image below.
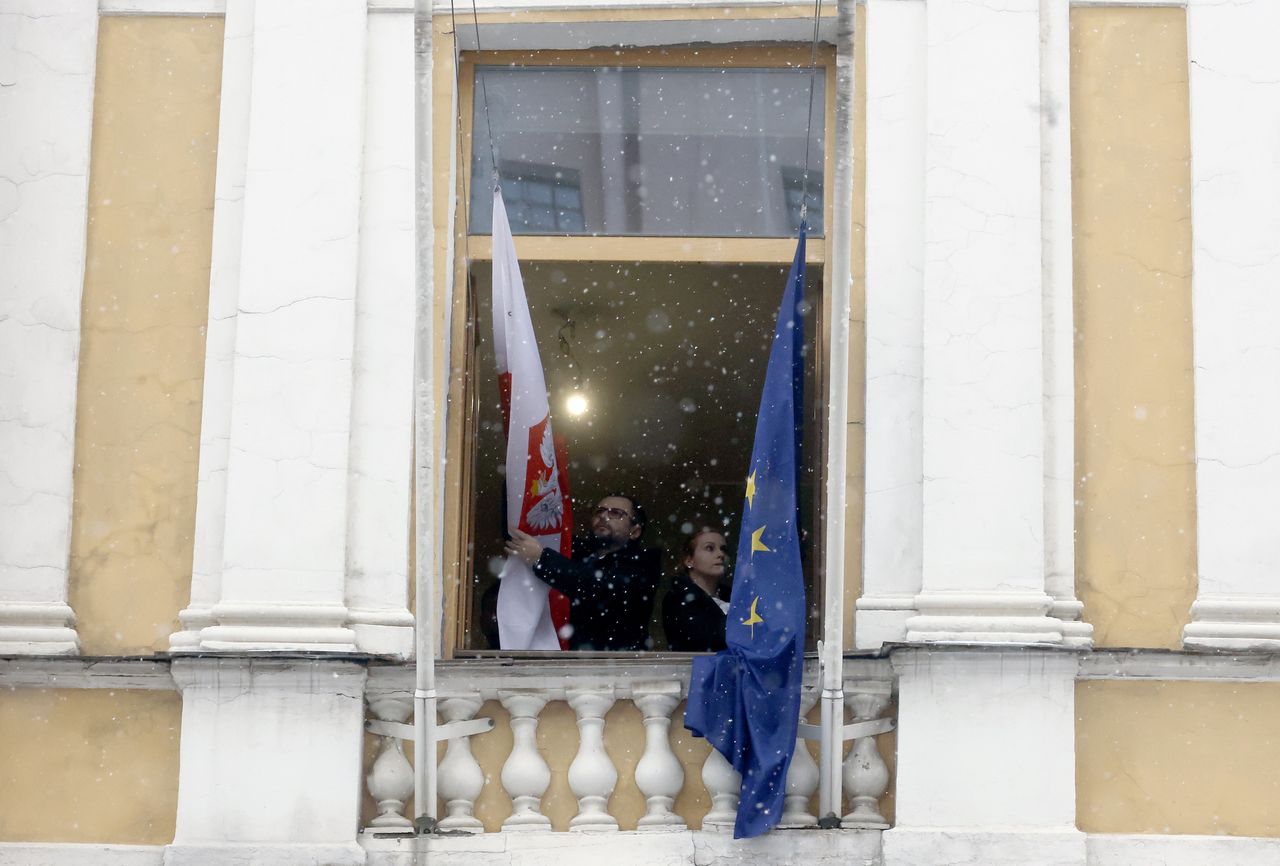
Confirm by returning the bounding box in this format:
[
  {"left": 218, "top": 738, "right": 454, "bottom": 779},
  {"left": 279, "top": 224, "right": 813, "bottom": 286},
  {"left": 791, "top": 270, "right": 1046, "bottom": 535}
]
[{"left": 685, "top": 227, "right": 807, "bottom": 839}]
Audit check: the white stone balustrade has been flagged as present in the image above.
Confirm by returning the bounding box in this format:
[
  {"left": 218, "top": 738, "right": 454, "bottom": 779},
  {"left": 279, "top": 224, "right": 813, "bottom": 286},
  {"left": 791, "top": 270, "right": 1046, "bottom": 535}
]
[
  {"left": 362, "top": 658, "right": 894, "bottom": 835},
  {"left": 436, "top": 693, "right": 485, "bottom": 833},
  {"left": 779, "top": 688, "right": 820, "bottom": 828},
  {"left": 843, "top": 679, "right": 893, "bottom": 829},
  {"left": 567, "top": 686, "right": 618, "bottom": 831},
  {"left": 633, "top": 681, "right": 686, "bottom": 830},
  {"left": 500, "top": 690, "right": 553, "bottom": 831},
  {"left": 699, "top": 744, "right": 741, "bottom": 833},
  {"left": 364, "top": 686, "right": 415, "bottom": 834}
]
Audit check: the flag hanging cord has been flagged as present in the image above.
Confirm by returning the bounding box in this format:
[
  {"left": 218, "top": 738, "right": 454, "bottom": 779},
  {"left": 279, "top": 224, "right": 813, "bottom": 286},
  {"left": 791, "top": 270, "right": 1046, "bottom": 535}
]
[
  {"left": 451, "top": 0, "right": 499, "bottom": 185},
  {"left": 799, "top": 0, "right": 823, "bottom": 227}
]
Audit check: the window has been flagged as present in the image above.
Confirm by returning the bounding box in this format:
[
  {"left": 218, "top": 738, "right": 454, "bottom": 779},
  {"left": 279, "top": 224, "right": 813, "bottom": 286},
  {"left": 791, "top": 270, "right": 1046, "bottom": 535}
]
[
  {"left": 467, "top": 66, "right": 825, "bottom": 237},
  {"left": 498, "top": 161, "right": 586, "bottom": 233},
  {"left": 445, "top": 48, "right": 833, "bottom": 655}
]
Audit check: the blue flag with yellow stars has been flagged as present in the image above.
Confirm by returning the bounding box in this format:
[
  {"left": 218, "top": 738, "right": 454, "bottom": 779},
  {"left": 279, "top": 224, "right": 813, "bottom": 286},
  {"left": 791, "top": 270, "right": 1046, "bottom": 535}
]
[{"left": 684, "top": 226, "right": 807, "bottom": 839}]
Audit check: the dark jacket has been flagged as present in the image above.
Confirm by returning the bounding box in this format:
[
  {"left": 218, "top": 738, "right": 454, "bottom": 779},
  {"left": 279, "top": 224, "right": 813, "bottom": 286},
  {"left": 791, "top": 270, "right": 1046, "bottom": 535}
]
[
  {"left": 533, "top": 538, "right": 661, "bottom": 651},
  {"left": 662, "top": 571, "right": 728, "bottom": 652}
]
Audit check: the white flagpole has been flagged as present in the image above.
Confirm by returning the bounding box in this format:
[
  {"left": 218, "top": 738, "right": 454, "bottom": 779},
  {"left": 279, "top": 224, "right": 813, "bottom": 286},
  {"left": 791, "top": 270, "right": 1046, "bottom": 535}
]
[
  {"left": 412, "top": 0, "right": 438, "bottom": 832},
  {"left": 819, "top": 0, "right": 857, "bottom": 823}
]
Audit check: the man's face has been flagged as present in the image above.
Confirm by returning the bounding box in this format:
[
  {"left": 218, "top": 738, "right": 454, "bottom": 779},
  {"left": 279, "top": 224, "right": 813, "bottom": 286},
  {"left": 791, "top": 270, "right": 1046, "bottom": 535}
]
[{"left": 591, "top": 496, "right": 640, "bottom": 548}]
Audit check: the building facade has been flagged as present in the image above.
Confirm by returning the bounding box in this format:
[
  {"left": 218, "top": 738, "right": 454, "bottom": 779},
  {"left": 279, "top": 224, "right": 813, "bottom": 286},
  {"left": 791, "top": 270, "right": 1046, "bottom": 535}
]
[{"left": 3, "top": 0, "right": 1280, "bottom": 864}]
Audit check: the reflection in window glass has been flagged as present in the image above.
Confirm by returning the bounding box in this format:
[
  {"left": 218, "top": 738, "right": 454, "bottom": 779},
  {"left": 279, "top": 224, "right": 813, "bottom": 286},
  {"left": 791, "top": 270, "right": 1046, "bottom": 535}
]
[
  {"left": 500, "top": 161, "right": 586, "bottom": 233},
  {"left": 465, "top": 261, "right": 821, "bottom": 651},
  {"left": 468, "top": 67, "right": 825, "bottom": 237}
]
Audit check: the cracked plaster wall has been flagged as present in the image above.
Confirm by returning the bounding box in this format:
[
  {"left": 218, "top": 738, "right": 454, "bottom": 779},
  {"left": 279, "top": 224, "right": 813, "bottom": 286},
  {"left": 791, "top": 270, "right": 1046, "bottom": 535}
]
[
  {"left": 1070, "top": 7, "right": 1196, "bottom": 649},
  {"left": 0, "top": 689, "right": 180, "bottom": 844},
  {"left": 1077, "top": 681, "right": 1280, "bottom": 837},
  {"left": 68, "top": 16, "right": 223, "bottom": 653}
]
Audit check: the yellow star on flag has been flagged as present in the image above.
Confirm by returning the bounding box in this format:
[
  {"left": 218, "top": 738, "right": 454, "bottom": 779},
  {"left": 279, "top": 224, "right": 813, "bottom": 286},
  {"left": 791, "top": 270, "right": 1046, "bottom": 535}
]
[
  {"left": 742, "top": 596, "right": 764, "bottom": 638},
  {"left": 750, "top": 525, "right": 771, "bottom": 556},
  {"left": 745, "top": 471, "right": 757, "bottom": 508}
]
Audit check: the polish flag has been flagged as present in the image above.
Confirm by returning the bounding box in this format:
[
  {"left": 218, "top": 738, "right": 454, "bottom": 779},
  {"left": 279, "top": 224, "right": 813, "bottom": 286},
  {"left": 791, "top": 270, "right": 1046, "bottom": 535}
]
[{"left": 491, "top": 187, "right": 572, "bottom": 650}]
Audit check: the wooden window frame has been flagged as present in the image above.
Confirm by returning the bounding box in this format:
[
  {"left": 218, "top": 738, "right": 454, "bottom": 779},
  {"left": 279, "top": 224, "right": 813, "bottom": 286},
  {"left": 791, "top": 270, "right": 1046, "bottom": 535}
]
[{"left": 439, "top": 44, "right": 837, "bottom": 658}]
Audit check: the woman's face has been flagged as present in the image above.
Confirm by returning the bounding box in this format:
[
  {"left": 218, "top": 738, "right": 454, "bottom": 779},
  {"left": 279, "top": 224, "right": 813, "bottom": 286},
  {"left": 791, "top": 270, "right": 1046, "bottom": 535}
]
[{"left": 685, "top": 532, "right": 729, "bottom": 582}]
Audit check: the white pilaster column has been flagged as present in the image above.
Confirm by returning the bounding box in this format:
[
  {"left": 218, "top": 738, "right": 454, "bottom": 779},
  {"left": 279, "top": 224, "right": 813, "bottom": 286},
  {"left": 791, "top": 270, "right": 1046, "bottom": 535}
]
[
  {"left": 567, "top": 687, "right": 618, "bottom": 831},
  {"left": 436, "top": 693, "right": 486, "bottom": 833},
  {"left": 164, "top": 659, "right": 367, "bottom": 866},
  {"left": 882, "top": 649, "right": 1084, "bottom": 866},
  {"left": 0, "top": 0, "right": 97, "bottom": 655},
  {"left": 1041, "top": 0, "right": 1091, "bottom": 648},
  {"left": 1183, "top": 1, "right": 1280, "bottom": 651},
  {"left": 344, "top": 5, "right": 415, "bottom": 658},
  {"left": 500, "top": 691, "right": 552, "bottom": 831},
  {"left": 172, "top": 0, "right": 255, "bottom": 651},
  {"left": 197, "top": 0, "right": 368, "bottom": 651},
  {"left": 905, "top": 0, "right": 1062, "bottom": 644},
  {"left": 632, "top": 681, "right": 685, "bottom": 830},
  {"left": 857, "top": 0, "right": 926, "bottom": 648}
]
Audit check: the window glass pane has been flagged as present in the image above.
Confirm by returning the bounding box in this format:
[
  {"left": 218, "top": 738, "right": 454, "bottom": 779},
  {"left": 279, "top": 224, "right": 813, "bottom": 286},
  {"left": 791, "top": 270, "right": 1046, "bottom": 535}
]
[
  {"left": 468, "top": 67, "right": 825, "bottom": 237},
  {"left": 466, "top": 261, "right": 821, "bottom": 651}
]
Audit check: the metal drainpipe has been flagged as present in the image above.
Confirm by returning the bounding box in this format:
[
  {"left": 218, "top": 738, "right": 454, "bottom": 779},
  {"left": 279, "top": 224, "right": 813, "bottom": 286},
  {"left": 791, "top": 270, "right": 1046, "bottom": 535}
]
[
  {"left": 819, "top": 0, "right": 857, "bottom": 824},
  {"left": 413, "top": 0, "right": 438, "bottom": 834}
]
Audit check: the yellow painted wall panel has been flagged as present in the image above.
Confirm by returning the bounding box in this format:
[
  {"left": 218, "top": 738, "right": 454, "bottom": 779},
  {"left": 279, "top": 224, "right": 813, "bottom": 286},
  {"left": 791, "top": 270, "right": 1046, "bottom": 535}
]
[
  {"left": 70, "top": 17, "right": 223, "bottom": 654},
  {"left": 1071, "top": 7, "right": 1197, "bottom": 649},
  {"left": 1078, "top": 681, "right": 1280, "bottom": 836},
  {"left": 0, "top": 689, "right": 180, "bottom": 843},
  {"left": 842, "top": 2, "right": 868, "bottom": 648}
]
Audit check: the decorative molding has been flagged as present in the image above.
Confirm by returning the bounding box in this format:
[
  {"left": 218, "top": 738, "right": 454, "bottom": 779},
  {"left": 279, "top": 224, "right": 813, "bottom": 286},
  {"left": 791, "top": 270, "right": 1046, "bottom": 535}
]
[
  {"left": 98, "top": 0, "right": 854, "bottom": 15},
  {"left": 0, "top": 603, "right": 79, "bottom": 656},
  {"left": 163, "top": 844, "right": 365, "bottom": 866},
  {"left": 0, "top": 657, "right": 175, "bottom": 691},
  {"left": 7, "top": 648, "right": 1280, "bottom": 693},
  {"left": 169, "top": 656, "right": 367, "bottom": 693},
  {"left": 359, "top": 830, "right": 884, "bottom": 863},
  {"left": 100, "top": 0, "right": 226, "bottom": 14},
  {"left": 1185, "top": 598, "right": 1280, "bottom": 651},
  {"left": 905, "top": 591, "right": 1066, "bottom": 645},
  {"left": 365, "top": 656, "right": 884, "bottom": 700},
  {"left": 1087, "top": 834, "right": 1280, "bottom": 866},
  {"left": 0, "top": 844, "right": 162, "bottom": 866},
  {"left": 198, "top": 602, "right": 357, "bottom": 652},
  {"left": 1080, "top": 648, "right": 1280, "bottom": 682},
  {"left": 1071, "top": 0, "right": 1185, "bottom": 6}
]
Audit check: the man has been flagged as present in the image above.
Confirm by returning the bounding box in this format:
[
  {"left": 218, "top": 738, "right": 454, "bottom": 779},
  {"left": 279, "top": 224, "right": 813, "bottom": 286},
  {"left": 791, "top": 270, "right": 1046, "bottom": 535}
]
[{"left": 505, "top": 494, "right": 660, "bottom": 652}]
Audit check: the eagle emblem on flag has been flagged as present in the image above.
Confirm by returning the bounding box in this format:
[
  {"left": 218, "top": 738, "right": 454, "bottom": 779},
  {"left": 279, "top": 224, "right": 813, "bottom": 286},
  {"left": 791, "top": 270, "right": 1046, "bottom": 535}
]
[{"left": 520, "top": 418, "right": 565, "bottom": 533}]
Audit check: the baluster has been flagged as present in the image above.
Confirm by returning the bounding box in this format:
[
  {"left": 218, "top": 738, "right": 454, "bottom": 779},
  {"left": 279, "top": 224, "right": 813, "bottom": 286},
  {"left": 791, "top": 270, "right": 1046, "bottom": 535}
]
[
  {"left": 437, "top": 693, "right": 485, "bottom": 833},
  {"left": 567, "top": 686, "right": 619, "bottom": 831},
  {"left": 842, "top": 681, "right": 892, "bottom": 829},
  {"left": 700, "top": 744, "right": 740, "bottom": 832},
  {"left": 500, "top": 690, "right": 552, "bottom": 831},
  {"left": 364, "top": 688, "right": 414, "bottom": 833},
  {"left": 779, "top": 688, "right": 820, "bottom": 828},
  {"left": 632, "top": 681, "right": 686, "bottom": 830}
]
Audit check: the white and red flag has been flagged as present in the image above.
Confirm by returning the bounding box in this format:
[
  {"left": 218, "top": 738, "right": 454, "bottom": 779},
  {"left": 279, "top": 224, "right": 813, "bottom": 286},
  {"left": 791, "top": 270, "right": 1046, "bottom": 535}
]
[{"left": 491, "top": 187, "right": 572, "bottom": 650}]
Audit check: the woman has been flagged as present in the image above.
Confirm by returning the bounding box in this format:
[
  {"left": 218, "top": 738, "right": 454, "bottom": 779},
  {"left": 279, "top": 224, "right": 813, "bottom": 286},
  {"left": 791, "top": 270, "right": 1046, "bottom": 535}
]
[{"left": 663, "top": 528, "right": 731, "bottom": 652}]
